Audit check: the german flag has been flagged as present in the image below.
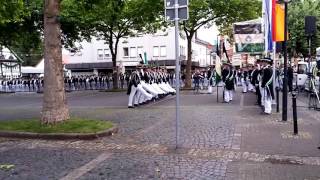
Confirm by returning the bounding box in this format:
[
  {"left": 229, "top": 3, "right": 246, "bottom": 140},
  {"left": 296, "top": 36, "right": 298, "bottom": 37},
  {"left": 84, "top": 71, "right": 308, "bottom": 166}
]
[{"left": 272, "top": 0, "right": 285, "bottom": 42}]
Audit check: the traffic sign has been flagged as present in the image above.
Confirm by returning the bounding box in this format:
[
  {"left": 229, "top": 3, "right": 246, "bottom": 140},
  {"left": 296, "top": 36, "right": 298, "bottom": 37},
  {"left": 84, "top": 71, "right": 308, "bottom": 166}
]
[
  {"left": 165, "top": 7, "right": 188, "bottom": 21},
  {"left": 165, "top": 0, "right": 188, "bottom": 8},
  {"left": 165, "top": 0, "right": 189, "bottom": 21}
]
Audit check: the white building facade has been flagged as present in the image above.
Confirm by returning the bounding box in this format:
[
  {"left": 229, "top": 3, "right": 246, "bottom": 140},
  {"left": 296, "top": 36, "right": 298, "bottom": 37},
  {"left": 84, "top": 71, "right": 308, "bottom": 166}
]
[{"left": 65, "top": 27, "right": 213, "bottom": 75}]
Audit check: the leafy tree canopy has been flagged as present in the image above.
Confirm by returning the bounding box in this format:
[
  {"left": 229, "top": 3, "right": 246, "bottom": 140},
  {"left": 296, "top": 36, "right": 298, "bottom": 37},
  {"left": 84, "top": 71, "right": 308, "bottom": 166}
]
[
  {"left": 181, "top": 0, "right": 261, "bottom": 88},
  {"left": 288, "top": 0, "right": 320, "bottom": 58}
]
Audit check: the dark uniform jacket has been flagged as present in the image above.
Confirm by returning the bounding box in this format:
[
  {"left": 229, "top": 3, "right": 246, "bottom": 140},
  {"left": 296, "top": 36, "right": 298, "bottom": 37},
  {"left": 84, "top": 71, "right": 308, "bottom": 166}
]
[
  {"left": 242, "top": 71, "right": 248, "bottom": 81},
  {"left": 261, "top": 66, "right": 274, "bottom": 99},
  {"left": 222, "top": 68, "right": 235, "bottom": 90},
  {"left": 127, "top": 71, "right": 140, "bottom": 95},
  {"left": 251, "top": 69, "right": 260, "bottom": 86}
]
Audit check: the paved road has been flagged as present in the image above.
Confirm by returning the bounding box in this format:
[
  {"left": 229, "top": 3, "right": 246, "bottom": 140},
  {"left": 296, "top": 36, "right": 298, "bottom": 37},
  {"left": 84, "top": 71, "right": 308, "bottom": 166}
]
[{"left": 0, "top": 89, "right": 320, "bottom": 179}]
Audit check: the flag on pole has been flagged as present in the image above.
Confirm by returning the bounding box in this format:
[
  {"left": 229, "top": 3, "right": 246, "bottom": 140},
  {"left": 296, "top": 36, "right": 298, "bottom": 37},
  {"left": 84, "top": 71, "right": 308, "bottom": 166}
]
[
  {"left": 215, "top": 37, "right": 222, "bottom": 83},
  {"left": 263, "top": 0, "right": 273, "bottom": 52},
  {"left": 144, "top": 52, "right": 148, "bottom": 65},
  {"left": 272, "top": 2, "right": 285, "bottom": 42},
  {"left": 222, "top": 41, "right": 230, "bottom": 63}
]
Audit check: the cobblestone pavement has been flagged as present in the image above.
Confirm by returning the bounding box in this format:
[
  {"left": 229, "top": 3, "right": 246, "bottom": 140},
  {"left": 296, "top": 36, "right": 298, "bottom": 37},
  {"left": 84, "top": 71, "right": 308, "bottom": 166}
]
[{"left": 0, "top": 89, "right": 320, "bottom": 179}]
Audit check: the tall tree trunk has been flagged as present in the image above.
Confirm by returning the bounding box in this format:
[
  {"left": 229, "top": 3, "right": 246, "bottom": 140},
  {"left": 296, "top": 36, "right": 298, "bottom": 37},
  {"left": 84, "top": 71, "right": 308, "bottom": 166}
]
[
  {"left": 185, "top": 35, "right": 193, "bottom": 88},
  {"left": 41, "top": 0, "right": 69, "bottom": 124},
  {"left": 110, "top": 38, "right": 119, "bottom": 89},
  {"left": 112, "top": 55, "right": 119, "bottom": 89}
]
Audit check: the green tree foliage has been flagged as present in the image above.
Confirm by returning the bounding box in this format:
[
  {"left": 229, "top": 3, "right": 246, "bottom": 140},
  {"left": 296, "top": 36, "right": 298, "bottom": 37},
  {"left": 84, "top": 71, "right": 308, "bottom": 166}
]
[
  {"left": 288, "top": 0, "right": 320, "bottom": 58},
  {"left": 217, "top": 0, "right": 262, "bottom": 43},
  {"left": 0, "top": 0, "right": 95, "bottom": 65},
  {"left": 0, "top": 0, "right": 26, "bottom": 24},
  {"left": 0, "top": 0, "right": 43, "bottom": 65},
  {"left": 66, "top": 0, "right": 164, "bottom": 89},
  {"left": 182, "top": 0, "right": 261, "bottom": 88}
]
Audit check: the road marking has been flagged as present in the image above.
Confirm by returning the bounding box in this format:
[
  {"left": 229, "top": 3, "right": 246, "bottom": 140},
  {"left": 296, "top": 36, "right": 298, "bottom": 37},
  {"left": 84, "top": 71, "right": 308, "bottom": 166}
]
[{"left": 60, "top": 153, "right": 112, "bottom": 180}]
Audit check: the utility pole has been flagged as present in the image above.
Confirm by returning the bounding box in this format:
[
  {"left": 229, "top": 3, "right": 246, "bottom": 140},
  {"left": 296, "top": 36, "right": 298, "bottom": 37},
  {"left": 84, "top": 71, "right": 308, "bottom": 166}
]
[
  {"left": 282, "top": 1, "right": 288, "bottom": 121},
  {"left": 165, "top": 0, "right": 189, "bottom": 149}
]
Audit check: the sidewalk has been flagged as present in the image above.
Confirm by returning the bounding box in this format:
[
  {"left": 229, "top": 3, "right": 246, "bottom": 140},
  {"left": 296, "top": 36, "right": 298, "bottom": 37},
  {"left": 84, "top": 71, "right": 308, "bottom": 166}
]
[{"left": 0, "top": 89, "right": 319, "bottom": 179}]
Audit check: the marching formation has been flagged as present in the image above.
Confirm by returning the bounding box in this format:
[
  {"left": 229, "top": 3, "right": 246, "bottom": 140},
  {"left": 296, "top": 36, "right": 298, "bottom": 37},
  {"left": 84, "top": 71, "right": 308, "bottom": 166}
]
[
  {"left": 0, "top": 74, "right": 130, "bottom": 93},
  {"left": 222, "top": 58, "right": 274, "bottom": 115},
  {"left": 0, "top": 78, "right": 44, "bottom": 92},
  {"left": 127, "top": 65, "right": 176, "bottom": 108}
]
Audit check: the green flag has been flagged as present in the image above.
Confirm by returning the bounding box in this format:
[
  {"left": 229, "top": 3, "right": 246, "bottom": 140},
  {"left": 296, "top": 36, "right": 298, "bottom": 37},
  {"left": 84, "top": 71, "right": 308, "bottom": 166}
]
[{"left": 144, "top": 52, "right": 148, "bottom": 65}]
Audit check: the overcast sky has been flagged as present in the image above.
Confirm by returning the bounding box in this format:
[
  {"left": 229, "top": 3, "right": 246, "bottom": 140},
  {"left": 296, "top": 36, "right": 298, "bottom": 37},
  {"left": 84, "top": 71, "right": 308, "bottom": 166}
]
[{"left": 197, "top": 25, "right": 219, "bottom": 45}]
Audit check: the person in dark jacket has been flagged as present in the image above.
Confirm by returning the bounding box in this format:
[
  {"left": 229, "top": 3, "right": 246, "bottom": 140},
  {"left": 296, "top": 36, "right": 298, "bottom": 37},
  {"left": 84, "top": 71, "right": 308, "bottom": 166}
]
[
  {"left": 260, "top": 58, "right": 274, "bottom": 114},
  {"left": 222, "top": 62, "right": 235, "bottom": 103},
  {"left": 241, "top": 67, "right": 248, "bottom": 93},
  {"left": 251, "top": 63, "right": 262, "bottom": 106},
  {"left": 207, "top": 66, "right": 214, "bottom": 93}
]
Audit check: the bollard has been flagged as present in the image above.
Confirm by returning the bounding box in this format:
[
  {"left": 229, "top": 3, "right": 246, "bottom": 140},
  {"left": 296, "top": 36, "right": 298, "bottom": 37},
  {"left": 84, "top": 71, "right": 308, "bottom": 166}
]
[
  {"left": 276, "top": 87, "right": 280, "bottom": 113},
  {"left": 292, "top": 93, "right": 298, "bottom": 135}
]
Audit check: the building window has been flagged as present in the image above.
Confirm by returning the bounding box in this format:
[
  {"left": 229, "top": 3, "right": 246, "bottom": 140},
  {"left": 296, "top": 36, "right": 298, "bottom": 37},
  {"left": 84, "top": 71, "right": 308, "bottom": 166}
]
[
  {"left": 153, "top": 46, "right": 159, "bottom": 57},
  {"left": 104, "top": 49, "right": 110, "bottom": 58},
  {"left": 137, "top": 46, "right": 143, "bottom": 57},
  {"left": 160, "top": 46, "right": 166, "bottom": 57},
  {"left": 97, "top": 49, "right": 103, "bottom": 60},
  {"left": 130, "top": 47, "right": 136, "bottom": 57},
  {"left": 123, "top": 47, "right": 129, "bottom": 57}
]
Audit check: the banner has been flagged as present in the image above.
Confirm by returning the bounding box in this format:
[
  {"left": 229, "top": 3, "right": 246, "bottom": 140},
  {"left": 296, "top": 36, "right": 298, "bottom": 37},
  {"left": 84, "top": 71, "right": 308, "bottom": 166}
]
[
  {"left": 235, "top": 43, "right": 265, "bottom": 53},
  {"left": 234, "top": 34, "right": 264, "bottom": 44},
  {"left": 234, "top": 19, "right": 264, "bottom": 53}
]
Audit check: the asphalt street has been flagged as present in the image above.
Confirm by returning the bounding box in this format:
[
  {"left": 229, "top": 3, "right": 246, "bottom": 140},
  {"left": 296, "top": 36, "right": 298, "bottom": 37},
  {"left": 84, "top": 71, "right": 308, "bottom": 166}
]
[{"left": 0, "top": 89, "right": 320, "bottom": 180}]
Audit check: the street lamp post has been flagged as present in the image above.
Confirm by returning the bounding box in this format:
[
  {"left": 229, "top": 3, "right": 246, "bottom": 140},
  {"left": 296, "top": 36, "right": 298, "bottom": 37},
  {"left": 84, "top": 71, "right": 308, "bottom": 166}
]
[
  {"left": 282, "top": 0, "right": 289, "bottom": 121},
  {"left": 165, "top": 0, "right": 189, "bottom": 150}
]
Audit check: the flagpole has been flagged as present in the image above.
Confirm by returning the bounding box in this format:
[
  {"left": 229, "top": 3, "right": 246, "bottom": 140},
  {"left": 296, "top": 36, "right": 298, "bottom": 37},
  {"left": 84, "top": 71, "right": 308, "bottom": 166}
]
[
  {"left": 272, "top": 42, "right": 276, "bottom": 102},
  {"left": 216, "top": 36, "right": 219, "bottom": 103}
]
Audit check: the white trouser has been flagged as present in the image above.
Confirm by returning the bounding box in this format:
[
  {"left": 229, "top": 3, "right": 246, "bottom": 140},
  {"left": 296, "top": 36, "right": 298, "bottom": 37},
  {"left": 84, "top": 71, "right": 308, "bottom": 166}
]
[
  {"left": 248, "top": 82, "right": 254, "bottom": 91},
  {"left": 128, "top": 85, "right": 137, "bottom": 107},
  {"left": 249, "top": 82, "right": 256, "bottom": 92},
  {"left": 208, "top": 86, "right": 213, "bottom": 93},
  {"left": 141, "top": 81, "right": 158, "bottom": 97},
  {"left": 137, "top": 84, "right": 152, "bottom": 103},
  {"left": 241, "top": 78, "right": 247, "bottom": 92},
  {"left": 147, "top": 83, "right": 160, "bottom": 96},
  {"left": 152, "top": 83, "right": 165, "bottom": 95},
  {"left": 263, "top": 89, "right": 272, "bottom": 114},
  {"left": 260, "top": 87, "right": 265, "bottom": 107},
  {"left": 138, "top": 92, "right": 145, "bottom": 104},
  {"left": 159, "top": 83, "right": 170, "bottom": 94},
  {"left": 134, "top": 90, "right": 141, "bottom": 105},
  {"left": 237, "top": 77, "right": 242, "bottom": 86},
  {"left": 164, "top": 82, "right": 176, "bottom": 93},
  {"left": 224, "top": 90, "right": 232, "bottom": 102}
]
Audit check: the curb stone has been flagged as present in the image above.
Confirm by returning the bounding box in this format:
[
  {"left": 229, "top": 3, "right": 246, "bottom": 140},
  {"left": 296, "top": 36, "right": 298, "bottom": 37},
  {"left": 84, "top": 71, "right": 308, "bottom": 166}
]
[{"left": 0, "top": 126, "right": 118, "bottom": 140}]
